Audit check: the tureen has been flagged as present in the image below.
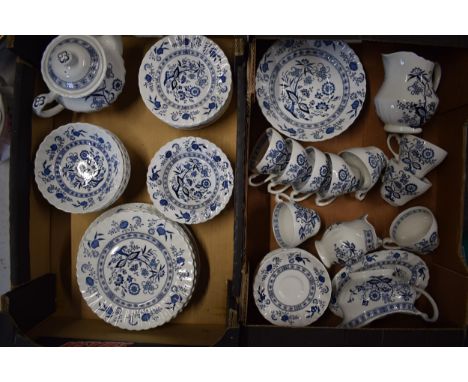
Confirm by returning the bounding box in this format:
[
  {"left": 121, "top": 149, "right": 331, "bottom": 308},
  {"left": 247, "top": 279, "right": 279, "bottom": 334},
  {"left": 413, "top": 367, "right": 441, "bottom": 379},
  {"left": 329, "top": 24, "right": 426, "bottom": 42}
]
[{"left": 33, "top": 35, "right": 125, "bottom": 118}]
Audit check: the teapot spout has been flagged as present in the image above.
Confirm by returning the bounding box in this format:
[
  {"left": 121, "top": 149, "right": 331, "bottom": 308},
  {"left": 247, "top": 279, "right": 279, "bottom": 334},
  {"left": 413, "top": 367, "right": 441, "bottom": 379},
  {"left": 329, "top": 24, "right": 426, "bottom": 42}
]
[{"left": 97, "top": 36, "right": 123, "bottom": 56}]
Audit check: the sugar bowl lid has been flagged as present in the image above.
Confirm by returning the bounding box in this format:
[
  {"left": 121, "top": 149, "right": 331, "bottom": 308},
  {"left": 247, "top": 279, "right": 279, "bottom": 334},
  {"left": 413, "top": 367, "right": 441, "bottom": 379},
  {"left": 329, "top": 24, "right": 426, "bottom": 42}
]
[{"left": 41, "top": 35, "right": 107, "bottom": 98}]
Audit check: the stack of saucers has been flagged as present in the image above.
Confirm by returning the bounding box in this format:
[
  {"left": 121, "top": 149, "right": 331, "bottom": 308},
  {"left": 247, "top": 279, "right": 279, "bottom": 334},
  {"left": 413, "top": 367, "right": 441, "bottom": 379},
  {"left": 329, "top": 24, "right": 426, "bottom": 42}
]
[
  {"left": 76, "top": 203, "right": 198, "bottom": 330},
  {"left": 34, "top": 122, "right": 131, "bottom": 214},
  {"left": 138, "top": 35, "right": 232, "bottom": 129}
]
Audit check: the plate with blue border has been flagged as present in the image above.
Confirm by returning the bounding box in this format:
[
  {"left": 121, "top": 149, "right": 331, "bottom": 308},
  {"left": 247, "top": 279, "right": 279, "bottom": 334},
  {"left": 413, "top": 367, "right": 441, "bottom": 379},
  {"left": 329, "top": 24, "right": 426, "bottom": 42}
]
[
  {"left": 256, "top": 39, "right": 366, "bottom": 142},
  {"left": 76, "top": 203, "right": 197, "bottom": 330},
  {"left": 254, "top": 248, "right": 331, "bottom": 327},
  {"left": 147, "top": 136, "right": 234, "bottom": 224},
  {"left": 139, "top": 35, "right": 232, "bottom": 129}
]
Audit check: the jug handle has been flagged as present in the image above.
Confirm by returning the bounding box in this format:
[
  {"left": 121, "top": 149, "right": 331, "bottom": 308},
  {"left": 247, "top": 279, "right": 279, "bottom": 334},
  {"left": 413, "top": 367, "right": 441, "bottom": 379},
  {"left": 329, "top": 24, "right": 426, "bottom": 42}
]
[
  {"left": 32, "top": 92, "right": 64, "bottom": 118},
  {"left": 386, "top": 134, "right": 400, "bottom": 159},
  {"left": 413, "top": 287, "right": 439, "bottom": 323},
  {"left": 433, "top": 63, "right": 442, "bottom": 91}
]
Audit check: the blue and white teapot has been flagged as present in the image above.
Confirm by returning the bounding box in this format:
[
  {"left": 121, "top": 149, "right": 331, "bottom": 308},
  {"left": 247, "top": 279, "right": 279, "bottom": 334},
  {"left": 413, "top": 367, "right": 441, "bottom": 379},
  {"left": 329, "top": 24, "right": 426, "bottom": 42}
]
[{"left": 33, "top": 35, "right": 125, "bottom": 118}]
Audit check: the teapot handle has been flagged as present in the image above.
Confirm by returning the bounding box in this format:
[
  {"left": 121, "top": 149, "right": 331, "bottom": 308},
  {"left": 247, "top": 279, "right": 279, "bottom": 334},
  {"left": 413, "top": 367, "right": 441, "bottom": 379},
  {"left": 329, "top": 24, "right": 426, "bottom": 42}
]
[
  {"left": 32, "top": 92, "right": 64, "bottom": 118},
  {"left": 386, "top": 134, "right": 400, "bottom": 159},
  {"left": 413, "top": 287, "right": 439, "bottom": 323},
  {"left": 432, "top": 63, "right": 442, "bottom": 92}
]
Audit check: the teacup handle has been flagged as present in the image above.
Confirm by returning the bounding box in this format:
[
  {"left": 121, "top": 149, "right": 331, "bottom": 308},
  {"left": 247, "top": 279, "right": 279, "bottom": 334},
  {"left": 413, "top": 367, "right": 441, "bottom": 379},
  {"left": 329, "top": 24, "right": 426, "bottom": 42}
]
[
  {"left": 355, "top": 190, "right": 367, "bottom": 201},
  {"left": 432, "top": 62, "right": 442, "bottom": 92},
  {"left": 382, "top": 237, "right": 401, "bottom": 250},
  {"left": 268, "top": 182, "right": 291, "bottom": 195},
  {"left": 274, "top": 192, "right": 292, "bottom": 203},
  {"left": 248, "top": 173, "right": 275, "bottom": 187},
  {"left": 413, "top": 287, "right": 439, "bottom": 323},
  {"left": 32, "top": 92, "right": 64, "bottom": 118},
  {"left": 290, "top": 190, "right": 313, "bottom": 202},
  {"left": 315, "top": 195, "right": 336, "bottom": 207},
  {"left": 386, "top": 134, "right": 401, "bottom": 160}
]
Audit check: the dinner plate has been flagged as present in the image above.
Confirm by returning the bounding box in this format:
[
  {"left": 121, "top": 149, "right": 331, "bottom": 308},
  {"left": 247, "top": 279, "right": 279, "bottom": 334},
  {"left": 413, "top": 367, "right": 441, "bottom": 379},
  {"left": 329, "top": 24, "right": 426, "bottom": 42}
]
[
  {"left": 76, "top": 204, "right": 197, "bottom": 330},
  {"left": 256, "top": 39, "right": 366, "bottom": 142},
  {"left": 139, "top": 35, "right": 232, "bottom": 129},
  {"left": 329, "top": 250, "right": 430, "bottom": 317},
  {"left": 147, "top": 136, "right": 234, "bottom": 224},
  {"left": 34, "top": 123, "right": 130, "bottom": 213},
  {"left": 253, "top": 248, "right": 331, "bottom": 327}
]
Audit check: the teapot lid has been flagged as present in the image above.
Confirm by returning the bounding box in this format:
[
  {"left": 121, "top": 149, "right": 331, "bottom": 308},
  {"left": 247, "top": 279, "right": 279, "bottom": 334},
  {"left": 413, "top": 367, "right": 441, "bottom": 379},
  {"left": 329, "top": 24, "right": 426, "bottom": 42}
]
[{"left": 41, "top": 35, "right": 106, "bottom": 98}]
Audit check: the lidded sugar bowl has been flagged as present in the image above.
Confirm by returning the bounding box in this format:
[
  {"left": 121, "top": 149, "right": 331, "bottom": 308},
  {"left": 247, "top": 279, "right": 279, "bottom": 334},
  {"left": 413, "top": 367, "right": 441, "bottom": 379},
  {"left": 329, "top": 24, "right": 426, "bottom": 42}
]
[{"left": 32, "top": 35, "right": 125, "bottom": 118}]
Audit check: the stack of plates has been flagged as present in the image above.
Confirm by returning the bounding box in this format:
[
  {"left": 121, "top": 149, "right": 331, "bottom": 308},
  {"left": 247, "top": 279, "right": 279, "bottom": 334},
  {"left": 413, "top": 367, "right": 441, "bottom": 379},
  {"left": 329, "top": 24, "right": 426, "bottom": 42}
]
[
  {"left": 76, "top": 203, "right": 198, "bottom": 330},
  {"left": 146, "top": 136, "right": 234, "bottom": 224},
  {"left": 34, "top": 122, "right": 131, "bottom": 213},
  {"left": 138, "top": 35, "right": 232, "bottom": 129},
  {"left": 253, "top": 248, "right": 331, "bottom": 327}
]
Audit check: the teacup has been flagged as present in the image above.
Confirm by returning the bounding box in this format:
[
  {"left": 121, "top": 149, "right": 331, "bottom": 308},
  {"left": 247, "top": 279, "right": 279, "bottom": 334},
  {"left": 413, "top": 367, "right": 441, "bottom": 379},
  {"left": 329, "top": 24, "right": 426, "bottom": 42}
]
[
  {"left": 337, "top": 268, "right": 439, "bottom": 328},
  {"left": 314, "top": 215, "right": 382, "bottom": 268},
  {"left": 387, "top": 134, "right": 447, "bottom": 178},
  {"left": 339, "top": 146, "right": 388, "bottom": 201},
  {"left": 248, "top": 127, "right": 291, "bottom": 187},
  {"left": 383, "top": 206, "right": 439, "bottom": 254},
  {"left": 289, "top": 146, "right": 329, "bottom": 202},
  {"left": 272, "top": 194, "right": 321, "bottom": 248},
  {"left": 267, "top": 138, "right": 311, "bottom": 195},
  {"left": 315, "top": 153, "right": 360, "bottom": 206},
  {"left": 380, "top": 158, "right": 432, "bottom": 207}
]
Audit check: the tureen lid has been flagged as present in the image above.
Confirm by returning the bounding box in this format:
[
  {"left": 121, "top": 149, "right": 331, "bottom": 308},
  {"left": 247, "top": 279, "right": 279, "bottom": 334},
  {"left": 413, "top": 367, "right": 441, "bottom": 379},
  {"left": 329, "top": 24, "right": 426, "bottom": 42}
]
[{"left": 41, "top": 35, "right": 107, "bottom": 98}]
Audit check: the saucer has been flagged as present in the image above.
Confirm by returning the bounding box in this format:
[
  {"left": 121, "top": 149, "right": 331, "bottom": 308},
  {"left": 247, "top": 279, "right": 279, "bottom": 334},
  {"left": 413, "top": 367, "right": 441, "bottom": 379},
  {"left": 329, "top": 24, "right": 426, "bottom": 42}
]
[
  {"left": 253, "top": 248, "right": 331, "bottom": 326},
  {"left": 256, "top": 39, "right": 366, "bottom": 142},
  {"left": 34, "top": 123, "right": 130, "bottom": 213},
  {"left": 139, "top": 35, "right": 232, "bottom": 129},
  {"left": 76, "top": 203, "right": 198, "bottom": 330},
  {"left": 330, "top": 249, "right": 429, "bottom": 317},
  {"left": 147, "top": 136, "right": 234, "bottom": 224}
]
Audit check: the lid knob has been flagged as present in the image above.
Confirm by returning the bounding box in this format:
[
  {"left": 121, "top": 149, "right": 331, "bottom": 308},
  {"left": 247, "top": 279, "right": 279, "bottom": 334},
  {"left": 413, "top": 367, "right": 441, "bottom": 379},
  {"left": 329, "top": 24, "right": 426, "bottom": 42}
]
[{"left": 50, "top": 42, "right": 92, "bottom": 83}]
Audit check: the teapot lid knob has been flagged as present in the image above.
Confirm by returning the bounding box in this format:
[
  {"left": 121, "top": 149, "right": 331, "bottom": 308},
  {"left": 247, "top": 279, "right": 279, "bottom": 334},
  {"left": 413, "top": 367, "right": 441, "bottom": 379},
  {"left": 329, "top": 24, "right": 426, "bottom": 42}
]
[{"left": 41, "top": 36, "right": 106, "bottom": 98}]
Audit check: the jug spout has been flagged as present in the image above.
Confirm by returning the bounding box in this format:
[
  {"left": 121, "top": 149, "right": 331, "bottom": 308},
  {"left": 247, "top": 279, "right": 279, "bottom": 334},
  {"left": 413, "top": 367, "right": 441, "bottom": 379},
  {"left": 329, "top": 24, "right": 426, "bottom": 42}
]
[{"left": 97, "top": 36, "right": 123, "bottom": 56}]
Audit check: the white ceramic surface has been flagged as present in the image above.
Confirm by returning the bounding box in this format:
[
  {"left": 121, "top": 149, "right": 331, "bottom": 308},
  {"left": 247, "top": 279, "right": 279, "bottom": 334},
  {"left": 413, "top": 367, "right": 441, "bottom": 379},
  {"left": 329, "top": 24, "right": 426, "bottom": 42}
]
[
  {"left": 315, "top": 215, "right": 382, "bottom": 268},
  {"left": 76, "top": 203, "right": 198, "bottom": 330},
  {"left": 374, "top": 51, "right": 441, "bottom": 134},
  {"left": 147, "top": 136, "right": 234, "bottom": 224},
  {"left": 253, "top": 248, "right": 331, "bottom": 327},
  {"left": 34, "top": 122, "right": 130, "bottom": 213},
  {"left": 383, "top": 206, "right": 439, "bottom": 255},
  {"left": 248, "top": 127, "right": 291, "bottom": 187},
  {"left": 272, "top": 195, "right": 321, "bottom": 248},
  {"left": 138, "top": 35, "right": 232, "bottom": 129},
  {"left": 33, "top": 36, "right": 125, "bottom": 118},
  {"left": 380, "top": 158, "right": 432, "bottom": 207},
  {"left": 336, "top": 268, "right": 438, "bottom": 328},
  {"left": 387, "top": 134, "right": 447, "bottom": 178},
  {"left": 339, "top": 146, "right": 388, "bottom": 201},
  {"left": 315, "top": 153, "right": 360, "bottom": 206}
]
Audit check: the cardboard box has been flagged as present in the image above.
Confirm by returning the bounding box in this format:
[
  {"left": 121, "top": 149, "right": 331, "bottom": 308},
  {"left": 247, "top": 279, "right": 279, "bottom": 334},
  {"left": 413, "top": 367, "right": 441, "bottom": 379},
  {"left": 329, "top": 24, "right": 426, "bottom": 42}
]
[
  {"left": 3, "top": 36, "right": 247, "bottom": 346},
  {"left": 240, "top": 37, "right": 468, "bottom": 346}
]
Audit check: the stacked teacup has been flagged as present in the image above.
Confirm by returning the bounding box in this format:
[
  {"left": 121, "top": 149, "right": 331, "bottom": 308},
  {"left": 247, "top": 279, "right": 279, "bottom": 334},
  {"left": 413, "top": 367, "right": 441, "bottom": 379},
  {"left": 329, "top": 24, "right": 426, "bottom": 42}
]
[{"left": 380, "top": 134, "right": 447, "bottom": 206}]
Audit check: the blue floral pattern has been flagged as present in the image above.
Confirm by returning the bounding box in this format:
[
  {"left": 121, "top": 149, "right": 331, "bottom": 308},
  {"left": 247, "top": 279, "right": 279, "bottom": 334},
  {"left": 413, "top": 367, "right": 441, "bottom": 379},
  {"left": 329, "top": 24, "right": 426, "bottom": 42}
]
[
  {"left": 77, "top": 205, "right": 197, "bottom": 330},
  {"left": 396, "top": 67, "right": 438, "bottom": 128},
  {"left": 34, "top": 123, "right": 127, "bottom": 213},
  {"left": 147, "top": 137, "right": 234, "bottom": 224},
  {"left": 253, "top": 248, "right": 331, "bottom": 327},
  {"left": 84, "top": 63, "right": 125, "bottom": 111},
  {"left": 139, "top": 35, "right": 232, "bottom": 128},
  {"left": 330, "top": 250, "right": 429, "bottom": 318},
  {"left": 256, "top": 39, "right": 366, "bottom": 142},
  {"left": 399, "top": 136, "right": 437, "bottom": 176},
  {"left": 381, "top": 163, "right": 419, "bottom": 203}
]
